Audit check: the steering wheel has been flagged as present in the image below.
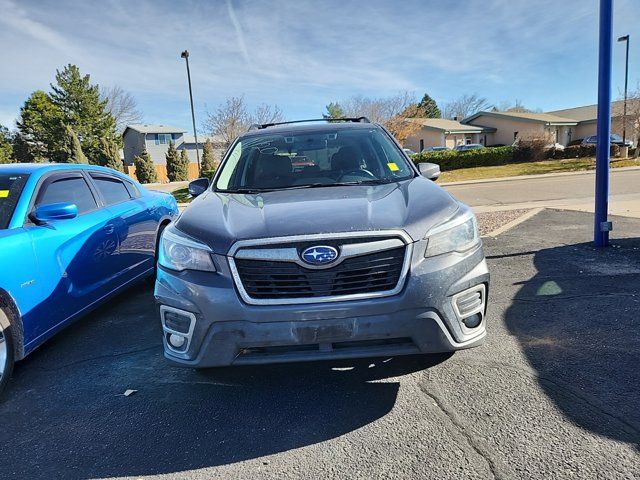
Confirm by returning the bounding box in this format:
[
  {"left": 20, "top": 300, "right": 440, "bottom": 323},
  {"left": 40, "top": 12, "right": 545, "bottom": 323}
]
[{"left": 339, "top": 169, "right": 377, "bottom": 181}]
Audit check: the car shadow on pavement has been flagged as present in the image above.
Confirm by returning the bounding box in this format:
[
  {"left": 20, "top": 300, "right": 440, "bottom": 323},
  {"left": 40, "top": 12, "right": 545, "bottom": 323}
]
[
  {"left": 503, "top": 237, "right": 640, "bottom": 448},
  {"left": 0, "top": 283, "right": 451, "bottom": 479}
]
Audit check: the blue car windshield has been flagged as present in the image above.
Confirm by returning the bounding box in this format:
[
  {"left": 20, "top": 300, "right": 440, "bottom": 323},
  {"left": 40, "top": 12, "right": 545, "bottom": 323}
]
[
  {"left": 0, "top": 173, "right": 29, "bottom": 229},
  {"left": 215, "top": 128, "right": 415, "bottom": 192}
]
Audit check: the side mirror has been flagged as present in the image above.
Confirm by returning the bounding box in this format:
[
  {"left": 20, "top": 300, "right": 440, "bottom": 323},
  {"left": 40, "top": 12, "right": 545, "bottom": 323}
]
[
  {"left": 31, "top": 202, "right": 78, "bottom": 224},
  {"left": 418, "top": 162, "right": 441, "bottom": 181},
  {"left": 188, "top": 178, "right": 210, "bottom": 197}
]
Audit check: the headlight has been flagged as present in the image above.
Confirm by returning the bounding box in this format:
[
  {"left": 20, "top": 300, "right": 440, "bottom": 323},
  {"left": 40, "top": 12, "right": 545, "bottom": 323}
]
[
  {"left": 425, "top": 209, "right": 479, "bottom": 257},
  {"left": 158, "top": 225, "right": 216, "bottom": 272}
]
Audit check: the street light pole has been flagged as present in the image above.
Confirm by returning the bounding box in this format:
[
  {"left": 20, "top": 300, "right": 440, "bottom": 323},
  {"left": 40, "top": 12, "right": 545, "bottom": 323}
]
[
  {"left": 594, "top": 0, "right": 613, "bottom": 248},
  {"left": 617, "top": 35, "right": 629, "bottom": 145},
  {"left": 181, "top": 50, "right": 201, "bottom": 171}
]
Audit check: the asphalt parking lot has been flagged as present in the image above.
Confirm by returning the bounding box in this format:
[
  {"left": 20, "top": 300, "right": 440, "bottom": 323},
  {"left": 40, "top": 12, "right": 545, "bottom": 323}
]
[{"left": 1, "top": 209, "right": 639, "bottom": 480}]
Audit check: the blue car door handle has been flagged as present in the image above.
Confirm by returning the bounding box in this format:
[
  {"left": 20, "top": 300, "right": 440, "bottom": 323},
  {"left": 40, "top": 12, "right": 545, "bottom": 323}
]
[{"left": 103, "top": 224, "right": 115, "bottom": 234}]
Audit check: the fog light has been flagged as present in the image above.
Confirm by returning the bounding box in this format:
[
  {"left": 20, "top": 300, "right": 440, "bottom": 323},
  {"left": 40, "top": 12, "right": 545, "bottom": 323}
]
[
  {"left": 168, "top": 333, "right": 186, "bottom": 349},
  {"left": 462, "top": 313, "right": 482, "bottom": 329}
]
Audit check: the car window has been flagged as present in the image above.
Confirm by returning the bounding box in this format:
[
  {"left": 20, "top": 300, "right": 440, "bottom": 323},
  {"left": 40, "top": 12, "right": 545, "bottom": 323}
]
[
  {"left": 0, "top": 173, "right": 29, "bottom": 229},
  {"left": 124, "top": 180, "right": 140, "bottom": 198},
  {"left": 215, "top": 128, "right": 415, "bottom": 192},
  {"left": 91, "top": 176, "right": 132, "bottom": 205},
  {"left": 37, "top": 176, "right": 97, "bottom": 215}
]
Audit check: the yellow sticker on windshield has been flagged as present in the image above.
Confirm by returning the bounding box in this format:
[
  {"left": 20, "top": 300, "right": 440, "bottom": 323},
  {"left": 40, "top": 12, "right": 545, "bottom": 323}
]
[
  {"left": 387, "top": 162, "right": 400, "bottom": 172},
  {"left": 0, "top": 190, "right": 8, "bottom": 198}
]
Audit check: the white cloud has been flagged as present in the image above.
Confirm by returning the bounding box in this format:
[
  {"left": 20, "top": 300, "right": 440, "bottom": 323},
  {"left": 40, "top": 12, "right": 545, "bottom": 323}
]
[{"left": 0, "top": 0, "right": 637, "bottom": 126}]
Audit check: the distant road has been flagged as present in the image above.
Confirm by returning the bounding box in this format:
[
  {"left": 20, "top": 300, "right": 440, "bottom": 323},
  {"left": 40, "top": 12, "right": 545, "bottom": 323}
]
[
  {"left": 444, "top": 168, "right": 640, "bottom": 217},
  {"left": 146, "top": 181, "right": 188, "bottom": 194},
  {"left": 144, "top": 170, "right": 640, "bottom": 217}
]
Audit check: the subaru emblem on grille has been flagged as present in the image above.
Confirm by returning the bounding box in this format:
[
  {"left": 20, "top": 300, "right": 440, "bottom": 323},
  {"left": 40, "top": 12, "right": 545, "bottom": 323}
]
[{"left": 300, "top": 245, "right": 339, "bottom": 266}]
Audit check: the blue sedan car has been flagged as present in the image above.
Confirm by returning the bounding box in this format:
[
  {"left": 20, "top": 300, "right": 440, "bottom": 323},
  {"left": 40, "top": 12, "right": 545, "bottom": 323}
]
[{"left": 0, "top": 163, "right": 178, "bottom": 392}]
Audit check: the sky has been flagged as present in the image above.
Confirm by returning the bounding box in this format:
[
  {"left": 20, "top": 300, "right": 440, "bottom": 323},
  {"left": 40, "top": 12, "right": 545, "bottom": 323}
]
[{"left": 0, "top": 0, "right": 639, "bottom": 133}]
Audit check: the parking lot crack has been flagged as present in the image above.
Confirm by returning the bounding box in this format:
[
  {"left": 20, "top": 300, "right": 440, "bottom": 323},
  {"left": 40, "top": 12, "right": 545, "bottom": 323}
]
[
  {"left": 450, "top": 358, "right": 640, "bottom": 441},
  {"left": 37, "top": 345, "right": 159, "bottom": 371},
  {"left": 419, "top": 377, "right": 507, "bottom": 480}
]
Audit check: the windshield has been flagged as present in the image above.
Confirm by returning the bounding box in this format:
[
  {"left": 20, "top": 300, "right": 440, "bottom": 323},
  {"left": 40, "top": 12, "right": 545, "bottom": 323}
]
[
  {"left": 214, "top": 128, "right": 415, "bottom": 192},
  {"left": 0, "top": 173, "right": 29, "bottom": 229}
]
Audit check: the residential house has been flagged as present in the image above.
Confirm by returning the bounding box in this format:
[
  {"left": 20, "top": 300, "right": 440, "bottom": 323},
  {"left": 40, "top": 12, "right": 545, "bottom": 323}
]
[
  {"left": 403, "top": 118, "right": 496, "bottom": 151},
  {"left": 548, "top": 99, "right": 638, "bottom": 143},
  {"left": 462, "top": 111, "right": 577, "bottom": 146},
  {"left": 122, "top": 124, "right": 225, "bottom": 166}
]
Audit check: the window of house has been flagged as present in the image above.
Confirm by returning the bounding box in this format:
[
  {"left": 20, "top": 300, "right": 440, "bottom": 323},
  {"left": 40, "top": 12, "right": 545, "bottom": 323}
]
[
  {"left": 37, "top": 176, "right": 97, "bottom": 215},
  {"left": 155, "top": 133, "right": 173, "bottom": 145}
]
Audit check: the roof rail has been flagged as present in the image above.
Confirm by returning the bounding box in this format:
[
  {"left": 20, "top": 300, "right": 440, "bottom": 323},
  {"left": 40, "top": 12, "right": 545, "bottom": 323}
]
[{"left": 247, "top": 117, "right": 371, "bottom": 131}]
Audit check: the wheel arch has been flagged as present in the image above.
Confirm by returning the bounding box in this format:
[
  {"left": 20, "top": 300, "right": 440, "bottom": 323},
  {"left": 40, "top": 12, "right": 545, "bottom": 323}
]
[
  {"left": 0, "top": 289, "right": 25, "bottom": 360},
  {"left": 155, "top": 216, "right": 173, "bottom": 252}
]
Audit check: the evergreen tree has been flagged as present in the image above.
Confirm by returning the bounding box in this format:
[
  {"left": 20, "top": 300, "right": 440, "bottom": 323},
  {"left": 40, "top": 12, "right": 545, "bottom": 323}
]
[
  {"left": 96, "top": 137, "right": 123, "bottom": 171},
  {"left": 165, "top": 141, "right": 180, "bottom": 181},
  {"left": 414, "top": 93, "right": 441, "bottom": 118},
  {"left": 200, "top": 139, "right": 216, "bottom": 175},
  {"left": 61, "top": 124, "right": 88, "bottom": 164},
  {"left": 15, "top": 90, "right": 63, "bottom": 162},
  {"left": 133, "top": 149, "right": 157, "bottom": 184},
  {"left": 174, "top": 149, "right": 190, "bottom": 181},
  {"left": 49, "top": 64, "right": 118, "bottom": 162},
  {"left": 0, "top": 126, "right": 13, "bottom": 164},
  {"left": 323, "top": 102, "right": 345, "bottom": 119}
]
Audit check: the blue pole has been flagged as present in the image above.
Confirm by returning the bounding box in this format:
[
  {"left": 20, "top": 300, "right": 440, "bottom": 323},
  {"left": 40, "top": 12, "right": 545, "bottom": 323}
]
[{"left": 594, "top": 0, "right": 613, "bottom": 247}]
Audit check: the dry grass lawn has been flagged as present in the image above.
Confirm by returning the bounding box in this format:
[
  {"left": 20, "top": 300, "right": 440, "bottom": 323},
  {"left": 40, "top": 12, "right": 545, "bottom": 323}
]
[{"left": 438, "top": 157, "right": 640, "bottom": 183}]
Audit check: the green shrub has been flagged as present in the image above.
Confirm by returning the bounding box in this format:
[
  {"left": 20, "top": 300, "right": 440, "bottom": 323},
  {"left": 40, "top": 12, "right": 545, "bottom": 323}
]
[
  {"left": 411, "top": 146, "right": 514, "bottom": 171},
  {"left": 558, "top": 144, "right": 619, "bottom": 159}
]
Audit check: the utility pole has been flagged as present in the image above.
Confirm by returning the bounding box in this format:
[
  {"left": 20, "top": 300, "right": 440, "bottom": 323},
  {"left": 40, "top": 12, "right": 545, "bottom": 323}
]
[
  {"left": 594, "top": 0, "right": 613, "bottom": 247},
  {"left": 617, "top": 35, "right": 630, "bottom": 145},
  {"left": 181, "top": 50, "right": 201, "bottom": 170}
]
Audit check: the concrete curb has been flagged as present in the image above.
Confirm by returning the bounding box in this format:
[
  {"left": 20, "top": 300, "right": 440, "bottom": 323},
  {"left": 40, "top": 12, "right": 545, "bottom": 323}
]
[{"left": 439, "top": 165, "right": 640, "bottom": 187}]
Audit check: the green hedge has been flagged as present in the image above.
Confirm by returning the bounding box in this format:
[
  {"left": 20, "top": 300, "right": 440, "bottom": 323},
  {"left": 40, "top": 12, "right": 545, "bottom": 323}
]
[
  {"left": 411, "top": 146, "right": 514, "bottom": 171},
  {"left": 411, "top": 143, "right": 625, "bottom": 171},
  {"left": 557, "top": 144, "right": 619, "bottom": 159}
]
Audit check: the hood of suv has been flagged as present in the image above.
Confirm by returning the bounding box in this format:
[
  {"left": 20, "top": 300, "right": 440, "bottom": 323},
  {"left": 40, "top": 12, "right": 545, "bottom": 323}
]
[{"left": 176, "top": 177, "right": 460, "bottom": 253}]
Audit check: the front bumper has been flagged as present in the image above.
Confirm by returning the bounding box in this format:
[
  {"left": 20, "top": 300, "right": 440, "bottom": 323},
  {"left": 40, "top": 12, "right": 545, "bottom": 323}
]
[{"left": 154, "top": 239, "right": 489, "bottom": 367}]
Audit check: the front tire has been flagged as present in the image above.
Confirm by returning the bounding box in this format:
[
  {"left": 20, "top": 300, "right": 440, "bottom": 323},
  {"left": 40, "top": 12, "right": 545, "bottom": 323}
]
[{"left": 0, "top": 309, "right": 15, "bottom": 396}]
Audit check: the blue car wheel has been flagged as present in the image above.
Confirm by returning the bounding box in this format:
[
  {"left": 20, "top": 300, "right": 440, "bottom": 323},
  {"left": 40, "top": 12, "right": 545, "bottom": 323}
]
[{"left": 0, "top": 309, "right": 15, "bottom": 395}]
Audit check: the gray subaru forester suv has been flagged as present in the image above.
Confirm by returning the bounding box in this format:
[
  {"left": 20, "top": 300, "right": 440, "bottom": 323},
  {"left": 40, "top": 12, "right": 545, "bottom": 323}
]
[{"left": 155, "top": 118, "right": 489, "bottom": 367}]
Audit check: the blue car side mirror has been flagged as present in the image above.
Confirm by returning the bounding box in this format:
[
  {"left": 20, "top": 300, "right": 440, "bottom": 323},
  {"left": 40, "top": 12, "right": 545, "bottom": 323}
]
[{"left": 31, "top": 202, "right": 79, "bottom": 224}]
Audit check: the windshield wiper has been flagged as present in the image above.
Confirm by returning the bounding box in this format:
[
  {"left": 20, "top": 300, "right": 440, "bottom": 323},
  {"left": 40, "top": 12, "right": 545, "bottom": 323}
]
[
  {"left": 218, "top": 180, "right": 397, "bottom": 194},
  {"left": 217, "top": 188, "right": 273, "bottom": 194},
  {"left": 276, "top": 180, "right": 391, "bottom": 191}
]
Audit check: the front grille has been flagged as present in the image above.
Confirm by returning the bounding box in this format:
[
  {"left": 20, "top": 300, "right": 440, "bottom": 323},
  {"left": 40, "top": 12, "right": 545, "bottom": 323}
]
[{"left": 235, "top": 246, "right": 406, "bottom": 300}]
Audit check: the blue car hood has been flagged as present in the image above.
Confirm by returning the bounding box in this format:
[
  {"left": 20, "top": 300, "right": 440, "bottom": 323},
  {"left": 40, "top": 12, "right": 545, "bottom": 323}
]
[{"left": 176, "top": 177, "right": 460, "bottom": 253}]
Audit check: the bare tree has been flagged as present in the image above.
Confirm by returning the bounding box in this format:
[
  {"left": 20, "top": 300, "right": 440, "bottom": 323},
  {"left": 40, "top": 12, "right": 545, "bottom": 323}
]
[
  {"left": 101, "top": 85, "right": 143, "bottom": 133},
  {"left": 493, "top": 99, "right": 540, "bottom": 113},
  {"left": 441, "top": 94, "right": 492, "bottom": 120},
  {"left": 330, "top": 91, "right": 421, "bottom": 142},
  {"left": 253, "top": 103, "right": 285, "bottom": 126},
  {"left": 204, "top": 96, "right": 285, "bottom": 147},
  {"left": 613, "top": 83, "right": 640, "bottom": 157}
]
